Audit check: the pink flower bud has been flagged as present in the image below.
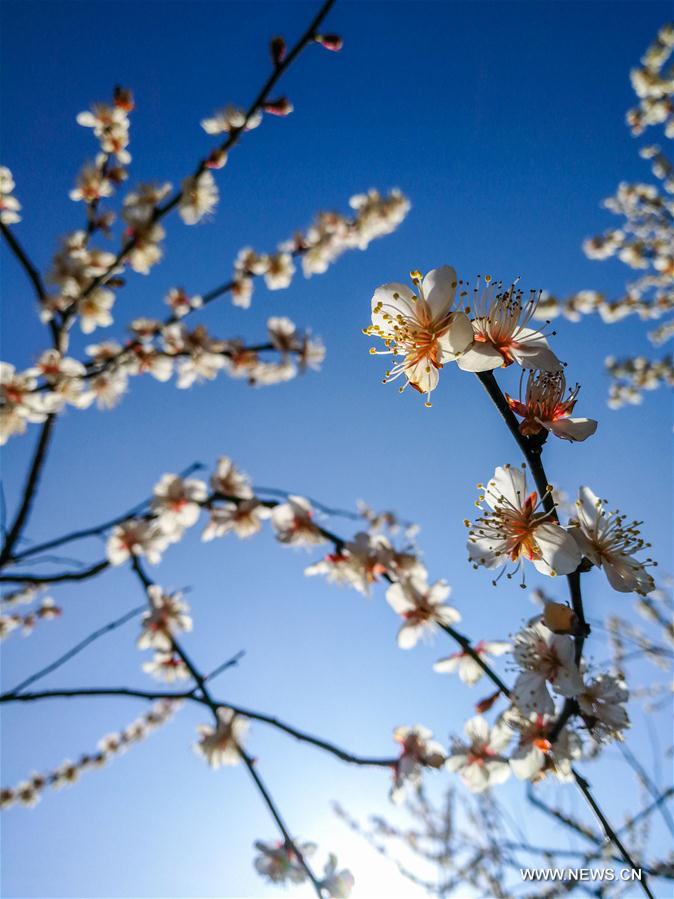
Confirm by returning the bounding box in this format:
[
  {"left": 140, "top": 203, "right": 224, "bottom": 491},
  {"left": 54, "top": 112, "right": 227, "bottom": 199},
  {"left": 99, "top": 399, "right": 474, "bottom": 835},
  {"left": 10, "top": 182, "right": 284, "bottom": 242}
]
[
  {"left": 263, "top": 97, "right": 294, "bottom": 117},
  {"left": 113, "top": 86, "right": 134, "bottom": 111},
  {"left": 205, "top": 148, "right": 228, "bottom": 170},
  {"left": 270, "top": 36, "right": 286, "bottom": 66},
  {"left": 314, "top": 33, "right": 343, "bottom": 52}
]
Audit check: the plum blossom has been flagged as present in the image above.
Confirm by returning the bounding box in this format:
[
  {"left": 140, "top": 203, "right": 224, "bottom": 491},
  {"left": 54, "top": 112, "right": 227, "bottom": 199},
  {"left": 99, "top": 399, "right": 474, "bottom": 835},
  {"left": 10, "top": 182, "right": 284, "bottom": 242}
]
[
  {"left": 320, "top": 855, "right": 355, "bottom": 898},
  {"left": 385, "top": 575, "right": 460, "bottom": 648},
  {"left": 0, "top": 166, "right": 21, "bottom": 224},
  {"left": 211, "top": 456, "right": 253, "bottom": 499},
  {"left": 179, "top": 171, "right": 218, "bottom": 225},
  {"left": 138, "top": 586, "right": 192, "bottom": 650},
  {"left": 569, "top": 487, "right": 656, "bottom": 595},
  {"left": 194, "top": 708, "right": 247, "bottom": 768},
  {"left": 267, "top": 316, "right": 298, "bottom": 354},
  {"left": 466, "top": 464, "right": 581, "bottom": 581},
  {"left": 364, "top": 266, "right": 474, "bottom": 405},
  {"left": 456, "top": 276, "right": 562, "bottom": 373},
  {"left": 305, "top": 532, "right": 400, "bottom": 596},
  {"left": 151, "top": 474, "right": 207, "bottom": 530},
  {"left": 264, "top": 253, "right": 295, "bottom": 289},
  {"left": 142, "top": 651, "right": 189, "bottom": 682},
  {"left": 445, "top": 715, "right": 511, "bottom": 793},
  {"left": 201, "top": 105, "right": 262, "bottom": 134},
  {"left": 253, "top": 839, "right": 315, "bottom": 885},
  {"left": 511, "top": 620, "right": 583, "bottom": 714},
  {"left": 506, "top": 710, "right": 581, "bottom": 782},
  {"left": 106, "top": 519, "right": 172, "bottom": 565},
  {"left": 271, "top": 496, "right": 326, "bottom": 546},
  {"left": 202, "top": 500, "right": 271, "bottom": 540},
  {"left": 433, "top": 640, "right": 511, "bottom": 685},
  {"left": 506, "top": 370, "right": 598, "bottom": 442},
  {"left": 77, "top": 288, "right": 115, "bottom": 333},
  {"left": 165, "top": 287, "right": 202, "bottom": 319},
  {"left": 0, "top": 363, "right": 53, "bottom": 444},
  {"left": 391, "top": 725, "right": 446, "bottom": 802},
  {"left": 69, "top": 163, "right": 113, "bottom": 203},
  {"left": 577, "top": 673, "right": 630, "bottom": 743}
]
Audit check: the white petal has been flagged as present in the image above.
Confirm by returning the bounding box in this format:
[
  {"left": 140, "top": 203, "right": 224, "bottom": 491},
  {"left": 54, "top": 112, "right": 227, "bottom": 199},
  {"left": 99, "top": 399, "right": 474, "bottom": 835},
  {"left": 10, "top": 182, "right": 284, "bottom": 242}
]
[
  {"left": 546, "top": 417, "right": 598, "bottom": 442},
  {"left": 421, "top": 265, "right": 457, "bottom": 317},
  {"left": 532, "top": 523, "right": 581, "bottom": 576},
  {"left": 438, "top": 312, "right": 475, "bottom": 360},
  {"left": 456, "top": 342, "right": 503, "bottom": 372}
]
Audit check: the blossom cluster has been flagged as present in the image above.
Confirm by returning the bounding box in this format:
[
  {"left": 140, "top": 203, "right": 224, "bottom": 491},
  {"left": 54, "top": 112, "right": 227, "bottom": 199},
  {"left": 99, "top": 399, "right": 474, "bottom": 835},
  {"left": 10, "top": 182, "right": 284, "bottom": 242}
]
[
  {"left": 627, "top": 23, "right": 674, "bottom": 137},
  {"left": 254, "top": 840, "right": 354, "bottom": 897},
  {"left": 605, "top": 353, "right": 674, "bottom": 408},
  {"left": 0, "top": 700, "right": 179, "bottom": 810},
  {"left": 364, "top": 266, "right": 578, "bottom": 407},
  {"left": 0, "top": 166, "right": 21, "bottom": 225},
  {"left": 0, "top": 596, "right": 60, "bottom": 641},
  {"left": 228, "top": 188, "right": 410, "bottom": 309},
  {"left": 532, "top": 24, "right": 674, "bottom": 408},
  {"left": 0, "top": 316, "right": 324, "bottom": 444}
]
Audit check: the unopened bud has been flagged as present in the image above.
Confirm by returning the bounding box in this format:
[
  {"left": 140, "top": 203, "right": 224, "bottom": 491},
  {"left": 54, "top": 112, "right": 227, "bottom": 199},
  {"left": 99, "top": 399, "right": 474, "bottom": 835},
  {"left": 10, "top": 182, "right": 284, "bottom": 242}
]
[
  {"left": 270, "top": 36, "right": 286, "bottom": 66},
  {"left": 475, "top": 689, "right": 501, "bottom": 714},
  {"left": 113, "top": 86, "right": 134, "bottom": 111},
  {"left": 543, "top": 601, "right": 578, "bottom": 635},
  {"left": 264, "top": 97, "right": 294, "bottom": 117},
  {"left": 315, "top": 33, "right": 343, "bottom": 52},
  {"left": 205, "top": 148, "right": 228, "bottom": 170}
]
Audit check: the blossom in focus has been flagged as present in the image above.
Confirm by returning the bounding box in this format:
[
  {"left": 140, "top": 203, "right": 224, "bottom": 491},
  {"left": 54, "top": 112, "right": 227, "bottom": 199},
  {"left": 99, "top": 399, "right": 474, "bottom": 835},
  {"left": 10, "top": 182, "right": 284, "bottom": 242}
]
[
  {"left": 577, "top": 673, "right": 630, "bottom": 743},
  {"left": 445, "top": 715, "right": 511, "bottom": 793},
  {"left": 511, "top": 620, "right": 583, "bottom": 714},
  {"left": 106, "top": 519, "right": 171, "bottom": 565},
  {"left": 0, "top": 166, "right": 21, "bottom": 224},
  {"left": 194, "top": 708, "right": 247, "bottom": 768},
  {"left": 568, "top": 486, "right": 656, "bottom": 595},
  {"left": 505, "top": 710, "right": 581, "bottom": 782},
  {"left": 456, "top": 276, "right": 562, "bottom": 373},
  {"left": 151, "top": 473, "right": 208, "bottom": 530},
  {"left": 385, "top": 575, "right": 460, "bottom": 648},
  {"left": 466, "top": 465, "right": 581, "bottom": 580},
  {"left": 138, "top": 586, "right": 192, "bottom": 650},
  {"left": 391, "top": 724, "right": 446, "bottom": 802},
  {"left": 364, "top": 266, "right": 474, "bottom": 405},
  {"left": 433, "top": 640, "right": 510, "bottom": 685},
  {"left": 271, "top": 496, "right": 326, "bottom": 546},
  {"left": 179, "top": 171, "right": 219, "bottom": 224},
  {"left": 253, "top": 839, "right": 315, "bottom": 885},
  {"left": 505, "top": 370, "right": 598, "bottom": 442}
]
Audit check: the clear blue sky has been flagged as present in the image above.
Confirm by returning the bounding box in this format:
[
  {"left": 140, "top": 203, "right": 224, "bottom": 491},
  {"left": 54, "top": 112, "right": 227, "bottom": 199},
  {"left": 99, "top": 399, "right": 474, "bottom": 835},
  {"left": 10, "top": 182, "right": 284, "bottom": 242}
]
[{"left": 1, "top": 2, "right": 672, "bottom": 897}]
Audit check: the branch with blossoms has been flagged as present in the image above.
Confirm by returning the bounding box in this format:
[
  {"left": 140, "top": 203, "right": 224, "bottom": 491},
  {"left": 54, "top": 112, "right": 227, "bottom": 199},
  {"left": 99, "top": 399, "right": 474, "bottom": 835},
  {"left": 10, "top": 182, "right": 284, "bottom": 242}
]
[
  {"left": 1, "top": 440, "right": 669, "bottom": 894},
  {"left": 530, "top": 23, "right": 674, "bottom": 408}
]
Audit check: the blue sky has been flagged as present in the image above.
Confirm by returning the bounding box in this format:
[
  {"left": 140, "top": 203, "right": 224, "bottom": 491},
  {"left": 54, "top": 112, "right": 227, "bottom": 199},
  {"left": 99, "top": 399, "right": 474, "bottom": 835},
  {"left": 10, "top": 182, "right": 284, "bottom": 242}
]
[{"left": 1, "top": 1, "right": 672, "bottom": 897}]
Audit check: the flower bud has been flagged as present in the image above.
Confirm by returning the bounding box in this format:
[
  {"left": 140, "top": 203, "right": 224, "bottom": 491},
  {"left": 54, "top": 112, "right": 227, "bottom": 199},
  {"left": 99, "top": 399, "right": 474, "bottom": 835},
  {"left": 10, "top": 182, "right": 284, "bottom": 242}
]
[
  {"left": 543, "top": 601, "right": 578, "bottom": 635},
  {"left": 475, "top": 689, "right": 502, "bottom": 714},
  {"left": 263, "top": 97, "right": 294, "bottom": 117},
  {"left": 270, "top": 35, "right": 286, "bottom": 66},
  {"left": 113, "top": 86, "right": 134, "bottom": 111},
  {"left": 315, "top": 33, "right": 343, "bottom": 51},
  {"left": 205, "top": 148, "right": 228, "bottom": 170}
]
